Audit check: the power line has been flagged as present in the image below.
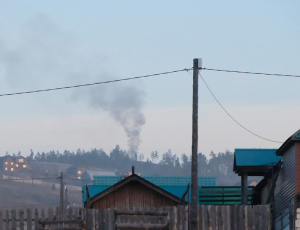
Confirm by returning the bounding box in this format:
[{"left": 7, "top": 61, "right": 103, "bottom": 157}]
[
  {"left": 198, "top": 73, "right": 283, "bottom": 143},
  {"left": 0, "top": 177, "right": 59, "bottom": 181},
  {"left": 202, "top": 68, "right": 300, "bottom": 78},
  {"left": 0, "top": 202, "right": 60, "bottom": 209},
  {"left": 0, "top": 68, "right": 191, "bottom": 97}
]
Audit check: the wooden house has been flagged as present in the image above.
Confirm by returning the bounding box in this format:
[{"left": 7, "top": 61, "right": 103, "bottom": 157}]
[
  {"left": 84, "top": 173, "right": 186, "bottom": 209},
  {"left": 15, "top": 156, "right": 30, "bottom": 170},
  {"left": 254, "top": 129, "right": 300, "bottom": 230}
]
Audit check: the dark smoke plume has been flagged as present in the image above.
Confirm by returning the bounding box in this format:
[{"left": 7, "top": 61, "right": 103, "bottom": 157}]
[{"left": 0, "top": 15, "right": 146, "bottom": 155}]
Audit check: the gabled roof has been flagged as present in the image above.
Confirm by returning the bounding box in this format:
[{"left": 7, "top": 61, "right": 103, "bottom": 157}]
[
  {"left": 88, "top": 174, "right": 184, "bottom": 206},
  {"left": 233, "top": 149, "right": 281, "bottom": 176},
  {"left": 277, "top": 129, "right": 300, "bottom": 156}
]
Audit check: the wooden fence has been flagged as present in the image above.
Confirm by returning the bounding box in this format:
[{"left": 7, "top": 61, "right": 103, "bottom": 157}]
[
  {"left": 0, "top": 207, "right": 85, "bottom": 230},
  {"left": 0, "top": 205, "right": 271, "bottom": 230}
]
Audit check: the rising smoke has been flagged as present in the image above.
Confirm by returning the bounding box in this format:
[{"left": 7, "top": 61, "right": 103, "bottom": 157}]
[
  {"left": 0, "top": 15, "right": 146, "bottom": 155},
  {"left": 88, "top": 85, "right": 146, "bottom": 156}
]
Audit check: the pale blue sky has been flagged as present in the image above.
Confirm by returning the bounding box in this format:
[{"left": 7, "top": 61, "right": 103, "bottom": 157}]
[{"left": 0, "top": 1, "right": 299, "bottom": 159}]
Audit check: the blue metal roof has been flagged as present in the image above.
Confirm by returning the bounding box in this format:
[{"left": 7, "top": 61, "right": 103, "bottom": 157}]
[
  {"left": 234, "top": 149, "right": 281, "bottom": 167},
  {"left": 83, "top": 176, "right": 217, "bottom": 205},
  {"left": 93, "top": 176, "right": 216, "bottom": 186}
]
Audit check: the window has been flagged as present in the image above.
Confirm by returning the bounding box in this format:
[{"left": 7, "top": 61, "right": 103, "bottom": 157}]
[
  {"left": 5, "top": 162, "right": 7, "bottom": 165},
  {"left": 16, "top": 164, "right": 18, "bottom": 167},
  {"left": 78, "top": 177, "right": 81, "bottom": 179},
  {"left": 11, "top": 162, "right": 13, "bottom": 165},
  {"left": 23, "top": 165, "right": 27, "bottom": 168},
  {"left": 78, "top": 171, "right": 81, "bottom": 174},
  {"left": 11, "top": 168, "right": 14, "bottom": 171},
  {"left": 19, "top": 159, "right": 24, "bottom": 163},
  {"left": 5, "top": 168, "right": 7, "bottom": 171}
]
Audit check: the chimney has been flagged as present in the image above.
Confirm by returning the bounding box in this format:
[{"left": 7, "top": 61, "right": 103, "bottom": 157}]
[{"left": 132, "top": 166, "right": 135, "bottom": 175}]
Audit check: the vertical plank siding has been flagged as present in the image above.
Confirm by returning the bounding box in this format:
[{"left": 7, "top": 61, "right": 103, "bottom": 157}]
[{"left": 0, "top": 205, "right": 271, "bottom": 230}]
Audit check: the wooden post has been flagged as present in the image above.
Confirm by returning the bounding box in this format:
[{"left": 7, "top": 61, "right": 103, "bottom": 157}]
[
  {"left": 60, "top": 172, "right": 64, "bottom": 220},
  {"left": 241, "top": 173, "right": 248, "bottom": 205},
  {"left": 191, "top": 58, "right": 201, "bottom": 230}
]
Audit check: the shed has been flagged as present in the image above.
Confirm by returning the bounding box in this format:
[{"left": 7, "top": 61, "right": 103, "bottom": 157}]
[
  {"left": 233, "top": 149, "right": 281, "bottom": 204},
  {"left": 85, "top": 173, "right": 186, "bottom": 209},
  {"left": 83, "top": 176, "right": 217, "bottom": 205}
]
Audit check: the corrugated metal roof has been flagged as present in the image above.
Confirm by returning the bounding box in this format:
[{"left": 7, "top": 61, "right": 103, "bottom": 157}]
[
  {"left": 93, "top": 176, "right": 217, "bottom": 186},
  {"left": 235, "top": 148, "right": 281, "bottom": 167},
  {"left": 93, "top": 176, "right": 122, "bottom": 185}
]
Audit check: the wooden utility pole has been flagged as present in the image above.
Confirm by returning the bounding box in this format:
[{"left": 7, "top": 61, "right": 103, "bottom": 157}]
[
  {"left": 191, "top": 58, "right": 201, "bottom": 230},
  {"left": 60, "top": 172, "right": 64, "bottom": 219}
]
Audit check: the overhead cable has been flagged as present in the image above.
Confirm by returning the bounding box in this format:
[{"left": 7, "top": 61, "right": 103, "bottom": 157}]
[
  {"left": 0, "top": 68, "right": 192, "bottom": 97},
  {"left": 202, "top": 68, "right": 300, "bottom": 78},
  {"left": 198, "top": 73, "right": 283, "bottom": 143}
]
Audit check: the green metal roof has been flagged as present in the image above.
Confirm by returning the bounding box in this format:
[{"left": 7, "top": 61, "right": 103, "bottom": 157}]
[
  {"left": 199, "top": 186, "right": 255, "bottom": 205},
  {"left": 234, "top": 149, "right": 281, "bottom": 167}
]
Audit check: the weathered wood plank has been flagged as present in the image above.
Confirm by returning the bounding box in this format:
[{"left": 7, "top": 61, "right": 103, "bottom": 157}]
[
  {"left": 116, "top": 222, "right": 169, "bottom": 229},
  {"left": 20, "top": 209, "right": 25, "bottom": 230},
  {"left": 197, "top": 205, "right": 201, "bottom": 230},
  {"left": 261, "top": 205, "right": 270, "bottom": 230},
  {"left": 5, "top": 210, "right": 9, "bottom": 230},
  {"left": 202, "top": 205, "right": 209, "bottom": 230},
  {"left": 27, "top": 209, "right": 32, "bottom": 230},
  {"left": 11, "top": 209, "right": 17, "bottom": 230},
  {"left": 222, "top": 206, "right": 229, "bottom": 230},
  {"left": 40, "top": 208, "right": 45, "bottom": 230},
  {"left": 56, "top": 206, "right": 61, "bottom": 229},
  {"left": 47, "top": 207, "right": 53, "bottom": 230},
  {"left": 115, "top": 210, "right": 169, "bottom": 216},
  {"left": 34, "top": 208, "right": 39, "bottom": 230},
  {"left": 238, "top": 205, "right": 245, "bottom": 230},
  {"left": 0, "top": 210, "right": 3, "bottom": 230},
  {"left": 210, "top": 205, "right": 216, "bottom": 230}
]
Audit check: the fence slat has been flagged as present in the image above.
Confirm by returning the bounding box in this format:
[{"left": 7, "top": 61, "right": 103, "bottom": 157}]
[
  {"left": 48, "top": 207, "right": 53, "bottom": 230},
  {"left": 40, "top": 208, "right": 45, "bottom": 230},
  {"left": 11, "top": 209, "right": 17, "bottom": 230},
  {"left": 56, "top": 206, "right": 61, "bottom": 229},
  {"left": 222, "top": 206, "right": 229, "bottom": 230},
  {"left": 238, "top": 205, "right": 245, "bottom": 230},
  {"left": 5, "top": 210, "right": 9, "bottom": 230},
  {"left": 0, "top": 210, "right": 3, "bottom": 230},
  {"left": 34, "top": 208, "right": 39, "bottom": 230},
  {"left": 19, "top": 209, "right": 25, "bottom": 230},
  {"left": 27, "top": 209, "right": 32, "bottom": 230}
]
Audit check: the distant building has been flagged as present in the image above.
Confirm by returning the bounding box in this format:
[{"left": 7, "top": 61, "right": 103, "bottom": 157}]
[
  {"left": 81, "top": 170, "right": 116, "bottom": 184},
  {"left": 0, "top": 155, "right": 31, "bottom": 173},
  {"left": 66, "top": 165, "right": 89, "bottom": 179}
]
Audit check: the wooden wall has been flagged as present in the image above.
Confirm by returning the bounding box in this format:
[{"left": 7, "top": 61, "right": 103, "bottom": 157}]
[{"left": 92, "top": 181, "right": 178, "bottom": 209}]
